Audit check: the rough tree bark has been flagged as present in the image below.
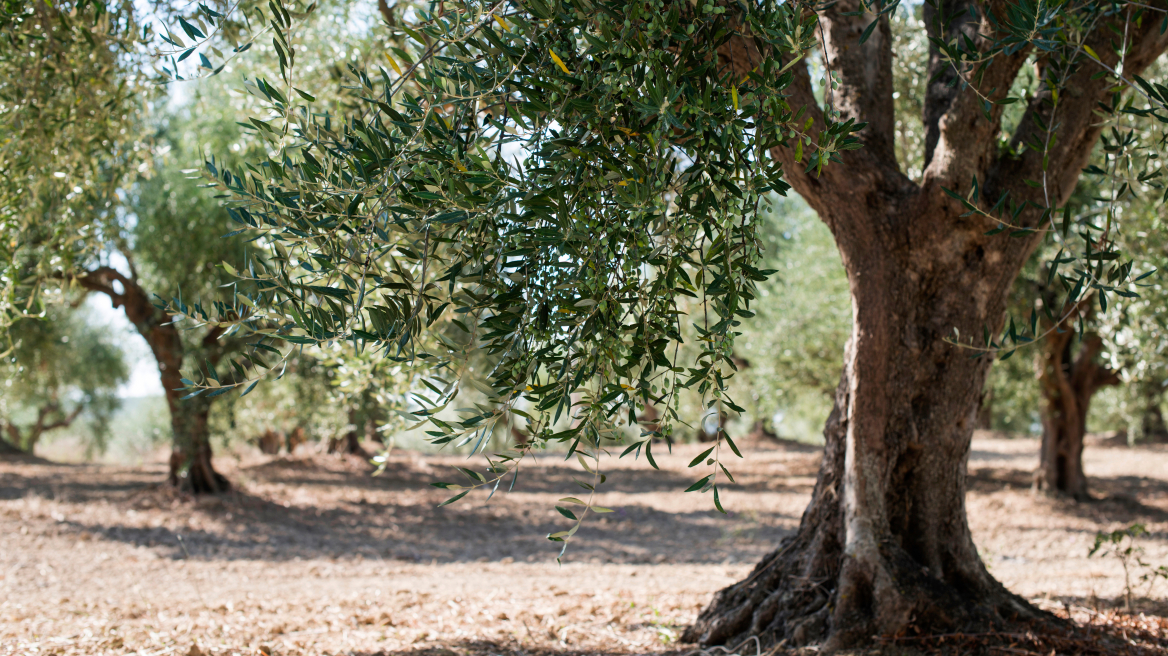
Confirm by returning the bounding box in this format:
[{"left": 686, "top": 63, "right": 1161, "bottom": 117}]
[
  {"left": 683, "top": 0, "right": 1168, "bottom": 649},
  {"left": 74, "top": 267, "right": 230, "bottom": 494},
  {"left": 1034, "top": 323, "right": 1119, "bottom": 500}
]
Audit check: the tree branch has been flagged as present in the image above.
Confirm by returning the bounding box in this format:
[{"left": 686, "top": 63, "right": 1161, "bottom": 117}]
[
  {"left": 988, "top": 5, "right": 1168, "bottom": 213},
  {"left": 921, "top": 0, "right": 1031, "bottom": 188},
  {"left": 72, "top": 266, "right": 169, "bottom": 333},
  {"left": 378, "top": 0, "right": 396, "bottom": 26},
  {"left": 40, "top": 403, "right": 85, "bottom": 433},
  {"left": 763, "top": 55, "right": 914, "bottom": 251},
  {"left": 711, "top": 5, "right": 908, "bottom": 245},
  {"left": 818, "top": 0, "right": 897, "bottom": 163},
  {"left": 70, "top": 266, "right": 127, "bottom": 307}
]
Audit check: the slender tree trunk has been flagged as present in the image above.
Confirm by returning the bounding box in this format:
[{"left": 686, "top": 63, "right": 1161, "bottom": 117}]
[
  {"left": 683, "top": 0, "right": 1168, "bottom": 647},
  {"left": 329, "top": 407, "right": 369, "bottom": 455},
  {"left": 1138, "top": 385, "right": 1168, "bottom": 443},
  {"left": 1034, "top": 328, "right": 1118, "bottom": 501},
  {"left": 22, "top": 402, "right": 84, "bottom": 454},
  {"left": 167, "top": 393, "right": 228, "bottom": 493},
  {"left": 0, "top": 402, "right": 83, "bottom": 454},
  {"left": 74, "top": 267, "right": 230, "bottom": 493}
]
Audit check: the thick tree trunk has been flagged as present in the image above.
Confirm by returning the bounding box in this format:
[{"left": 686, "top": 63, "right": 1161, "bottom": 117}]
[
  {"left": 1034, "top": 328, "right": 1118, "bottom": 501},
  {"left": 0, "top": 425, "right": 23, "bottom": 454},
  {"left": 684, "top": 241, "right": 1044, "bottom": 649},
  {"left": 257, "top": 429, "right": 284, "bottom": 454},
  {"left": 977, "top": 389, "right": 994, "bottom": 430},
  {"left": 365, "top": 415, "right": 383, "bottom": 444},
  {"left": 328, "top": 430, "right": 367, "bottom": 455},
  {"left": 683, "top": 0, "right": 1168, "bottom": 647}
]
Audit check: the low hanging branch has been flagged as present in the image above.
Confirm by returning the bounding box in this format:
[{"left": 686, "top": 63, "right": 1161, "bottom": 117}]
[{"left": 161, "top": 0, "right": 867, "bottom": 538}]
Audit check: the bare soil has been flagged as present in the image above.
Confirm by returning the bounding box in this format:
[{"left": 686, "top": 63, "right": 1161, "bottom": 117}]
[{"left": 2, "top": 434, "right": 1166, "bottom": 656}]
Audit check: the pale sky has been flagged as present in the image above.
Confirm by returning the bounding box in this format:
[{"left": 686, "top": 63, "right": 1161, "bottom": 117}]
[{"left": 82, "top": 294, "right": 165, "bottom": 399}]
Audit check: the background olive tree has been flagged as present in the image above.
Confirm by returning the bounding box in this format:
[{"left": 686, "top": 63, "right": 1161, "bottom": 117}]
[{"left": 0, "top": 308, "right": 127, "bottom": 455}]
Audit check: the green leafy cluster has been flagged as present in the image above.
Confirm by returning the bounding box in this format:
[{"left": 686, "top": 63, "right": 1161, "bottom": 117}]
[
  {"left": 1089, "top": 523, "right": 1168, "bottom": 610},
  {"left": 164, "top": 0, "right": 868, "bottom": 536},
  {"left": 0, "top": 0, "right": 148, "bottom": 334}
]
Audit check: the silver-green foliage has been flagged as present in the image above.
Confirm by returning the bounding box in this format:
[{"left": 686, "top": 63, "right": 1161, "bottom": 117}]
[
  {"left": 167, "top": 0, "right": 865, "bottom": 526},
  {"left": 0, "top": 1, "right": 148, "bottom": 332}
]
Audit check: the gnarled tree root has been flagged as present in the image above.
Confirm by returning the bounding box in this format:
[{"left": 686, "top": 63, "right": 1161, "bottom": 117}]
[{"left": 683, "top": 530, "right": 1058, "bottom": 651}]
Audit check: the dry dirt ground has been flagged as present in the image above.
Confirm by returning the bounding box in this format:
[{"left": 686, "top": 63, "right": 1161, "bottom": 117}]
[{"left": 2, "top": 435, "right": 1167, "bottom": 656}]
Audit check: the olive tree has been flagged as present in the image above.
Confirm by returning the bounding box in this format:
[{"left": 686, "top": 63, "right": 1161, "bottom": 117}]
[{"left": 0, "top": 308, "right": 127, "bottom": 454}]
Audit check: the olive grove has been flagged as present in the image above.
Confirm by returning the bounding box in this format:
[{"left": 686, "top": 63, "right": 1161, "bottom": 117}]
[{"left": 7, "top": 0, "right": 1168, "bottom": 650}]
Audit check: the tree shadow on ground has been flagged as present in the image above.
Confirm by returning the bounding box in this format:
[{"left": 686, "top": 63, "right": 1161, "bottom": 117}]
[
  {"left": 342, "top": 641, "right": 693, "bottom": 656},
  {"left": 6, "top": 453, "right": 801, "bottom": 565},
  {"left": 55, "top": 494, "right": 796, "bottom": 564},
  {"left": 969, "top": 466, "right": 1168, "bottom": 524},
  {"left": 0, "top": 463, "right": 159, "bottom": 501},
  {"left": 237, "top": 445, "right": 822, "bottom": 496}
]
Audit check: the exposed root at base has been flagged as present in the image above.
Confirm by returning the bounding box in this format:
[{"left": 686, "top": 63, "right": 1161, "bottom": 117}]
[{"left": 679, "top": 611, "right": 1167, "bottom": 656}]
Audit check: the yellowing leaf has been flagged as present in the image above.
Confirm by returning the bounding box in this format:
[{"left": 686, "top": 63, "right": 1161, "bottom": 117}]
[
  {"left": 549, "top": 49, "right": 571, "bottom": 75},
  {"left": 1082, "top": 45, "right": 1099, "bottom": 61},
  {"left": 383, "top": 52, "right": 402, "bottom": 75},
  {"left": 493, "top": 15, "right": 509, "bottom": 31},
  {"left": 795, "top": 139, "right": 803, "bottom": 163},
  {"left": 731, "top": 86, "right": 738, "bottom": 111}
]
